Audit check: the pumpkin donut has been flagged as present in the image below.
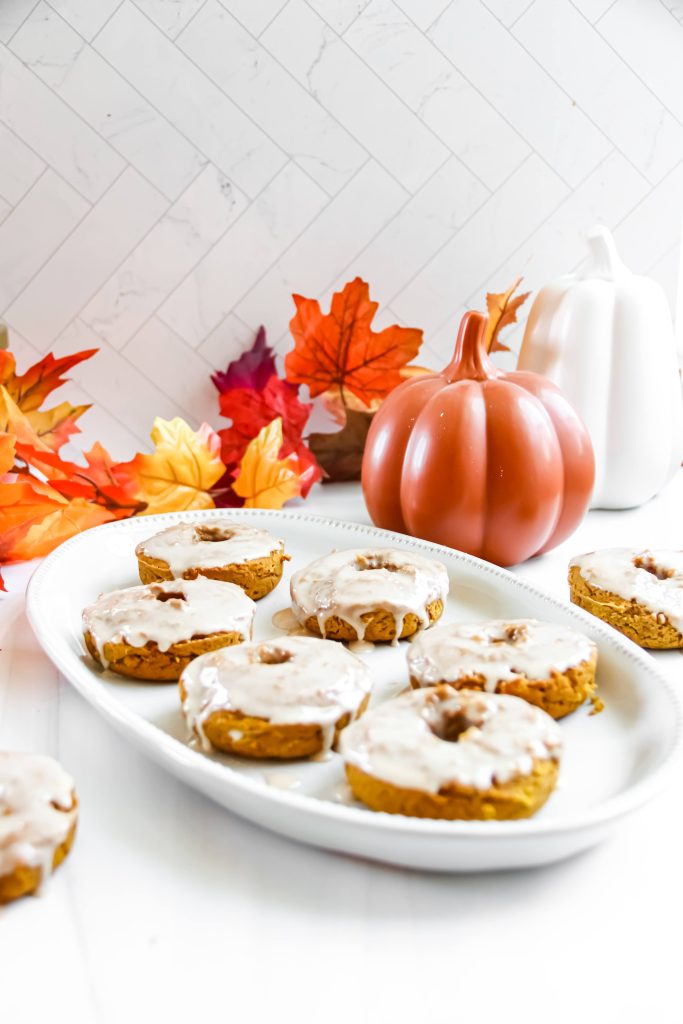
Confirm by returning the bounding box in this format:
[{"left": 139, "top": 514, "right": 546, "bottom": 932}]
[
  {"left": 408, "top": 619, "right": 597, "bottom": 719},
  {"left": 289, "top": 548, "right": 448, "bottom": 643},
  {"left": 83, "top": 577, "right": 255, "bottom": 681},
  {"left": 0, "top": 753, "right": 78, "bottom": 904},
  {"left": 180, "top": 635, "right": 372, "bottom": 759},
  {"left": 569, "top": 549, "right": 683, "bottom": 649},
  {"left": 136, "top": 520, "right": 289, "bottom": 600},
  {"left": 341, "top": 686, "right": 562, "bottom": 821}
]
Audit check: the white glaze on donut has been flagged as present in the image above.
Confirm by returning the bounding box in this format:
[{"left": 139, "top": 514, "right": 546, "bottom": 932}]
[
  {"left": 340, "top": 687, "right": 562, "bottom": 792},
  {"left": 0, "top": 753, "right": 77, "bottom": 884},
  {"left": 408, "top": 619, "right": 596, "bottom": 691},
  {"left": 136, "top": 520, "right": 284, "bottom": 575},
  {"left": 571, "top": 548, "right": 683, "bottom": 634},
  {"left": 180, "top": 635, "right": 372, "bottom": 753},
  {"left": 289, "top": 548, "right": 449, "bottom": 641},
  {"left": 82, "top": 577, "right": 255, "bottom": 666}
]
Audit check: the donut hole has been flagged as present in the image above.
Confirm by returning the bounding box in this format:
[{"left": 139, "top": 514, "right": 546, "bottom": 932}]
[
  {"left": 634, "top": 554, "right": 675, "bottom": 581},
  {"left": 257, "top": 646, "right": 294, "bottom": 666},
  {"left": 355, "top": 553, "right": 401, "bottom": 573},
  {"left": 427, "top": 707, "right": 483, "bottom": 743},
  {"left": 195, "top": 525, "right": 235, "bottom": 542},
  {"left": 154, "top": 590, "right": 187, "bottom": 603}
]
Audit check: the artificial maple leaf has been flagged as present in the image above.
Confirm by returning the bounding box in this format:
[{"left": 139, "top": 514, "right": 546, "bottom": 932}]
[
  {"left": 0, "top": 432, "right": 15, "bottom": 476},
  {"left": 0, "top": 387, "right": 52, "bottom": 451},
  {"left": 0, "top": 348, "right": 97, "bottom": 412},
  {"left": 286, "top": 278, "right": 423, "bottom": 407},
  {"left": 15, "top": 441, "right": 145, "bottom": 517},
  {"left": 211, "top": 326, "right": 276, "bottom": 394},
  {"left": 27, "top": 401, "right": 90, "bottom": 450},
  {"left": 308, "top": 409, "right": 374, "bottom": 482},
  {"left": 8, "top": 497, "right": 114, "bottom": 561},
  {"left": 483, "top": 277, "right": 531, "bottom": 354},
  {"left": 319, "top": 364, "right": 434, "bottom": 426},
  {"left": 219, "top": 375, "right": 312, "bottom": 458},
  {"left": 0, "top": 475, "right": 79, "bottom": 562},
  {"left": 0, "top": 347, "right": 95, "bottom": 451},
  {"left": 118, "top": 417, "right": 225, "bottom": 515},
  {"left": 232, "top": 418, "right": 302, "bottom": 509},
  {"left": 217, "top": 374, "right": 321, "bottom": 499}
]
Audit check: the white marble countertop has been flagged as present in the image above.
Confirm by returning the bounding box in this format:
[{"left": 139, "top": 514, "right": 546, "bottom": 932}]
[{"left": 2, "top": 477, "right": 682, "bottom": 1024}]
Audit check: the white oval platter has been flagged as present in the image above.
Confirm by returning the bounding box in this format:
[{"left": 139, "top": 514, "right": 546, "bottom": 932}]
[{"left": 25, "top": 508, "right": 682, "bottom": 872}]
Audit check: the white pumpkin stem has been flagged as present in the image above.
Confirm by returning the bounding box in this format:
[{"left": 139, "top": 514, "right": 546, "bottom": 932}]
[{"left": 585, "top": 225, "right": 625, "bottom": 279}]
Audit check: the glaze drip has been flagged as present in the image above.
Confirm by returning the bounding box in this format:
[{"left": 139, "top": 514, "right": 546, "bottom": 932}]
[
  {"left": 571, "top": 548, "right": 683, "bottom": 633},
  {"left": 0, "top": 753, "right": 77, "bottom": 884},
  {"left": 136, "top": 519, "right": 285, "bottom": 575},
  {"left": 82, "top": 577, "right": 255, "bottom": 665},
  {"left": 408, "top": 618, "right": 596, "bottom": 691},
  {"left": 340, "top": 687, "right": 562, "bottom": 792},
  {"left": 290, "top": 548, "right": 449, "bottom": 641},
  {"left": 180, "top": 635, "right": 372, "bottom": 753}
]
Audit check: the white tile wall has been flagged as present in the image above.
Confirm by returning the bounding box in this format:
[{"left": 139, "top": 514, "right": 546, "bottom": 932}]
[{"left": 1, "top": 0, "right": 682, "bottom": 451}]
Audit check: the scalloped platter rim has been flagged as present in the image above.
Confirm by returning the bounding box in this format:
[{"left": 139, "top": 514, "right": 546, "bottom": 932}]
[{"left": 25, "top": 508, "right": 683, "bottom": 872}]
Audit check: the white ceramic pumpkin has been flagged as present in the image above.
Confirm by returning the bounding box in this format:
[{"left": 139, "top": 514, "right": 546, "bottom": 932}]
[{"left": 518, "top": 225, "right": 683, "bottom": 509}]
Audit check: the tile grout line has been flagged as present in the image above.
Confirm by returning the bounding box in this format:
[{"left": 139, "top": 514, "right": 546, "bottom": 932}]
[
  {"left": 156, "top": 155, "right": 375, "bottom": 348},
  {"left": 573, "top": 0, "right": 683, "bottom": 135},
  {"left": 374, "top": 0, "right": 574, "bottom": 192},
  {"left": 73, "top": 164, "right": 247, "bottom": 347},
  {"left": 4, "top": 0, "right": 40, "bottom": 45},
  {"left": 12, "top": 5, "right": 205, "bottom": 203},
  {"left": 0, "top": 165, "right": 132, "bottom": 334},
  {"left": 505, "top": 3, "right": 679, "bottom": 186}
]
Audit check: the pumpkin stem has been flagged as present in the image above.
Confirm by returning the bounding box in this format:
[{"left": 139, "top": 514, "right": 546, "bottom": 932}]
[
  {"left": 443, "top": 311, "right": 498, "bottom": 383},
  {"left": 585, "top": 225, "right": 625, "bottom": 279}
]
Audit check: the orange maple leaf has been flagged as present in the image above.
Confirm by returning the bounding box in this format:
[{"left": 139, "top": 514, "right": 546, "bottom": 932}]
[
  {"left": 7, "top": 494, "right": 114, "bottom": 561},
  {"left": 15, "top": 440, "right": 145, "bottom": 517},
  {"left": 0, "top": 432, "right": 15, "bottom": 477},
  {"left": 484, "top": 277, "right": 531, "bottom": 354},
  {"left": 118, "top": 417, "right": 225, "bottom": 515},
  {"left": 232, "top": 418, "right": 302, "bottom": 509},
  {"left": 0, "top": 473, "right": 113, "bottom": 562},
  {"left": 285, "top": 277, "right": 423, "bottom": 407},
  {"left": 0, "top": 347, "right": 95, "bottom": 450}
]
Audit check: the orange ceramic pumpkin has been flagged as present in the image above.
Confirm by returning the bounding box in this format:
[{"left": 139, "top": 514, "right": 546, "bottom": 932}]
[{"left": 361, "top": 310, "right": 595, "bottom": 566}]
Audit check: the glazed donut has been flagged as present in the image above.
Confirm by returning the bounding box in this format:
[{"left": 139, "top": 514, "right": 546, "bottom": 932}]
[
  {"left": 408, "top": 619, "right": 597, "bottom": 719},
  {"left": 341, "top": 685, "right": 562, "bottom": 820},
  {"left": 83, "top": 577, "right": 255, "bottom": 681},
  {"left": 569, "top": 548, "right": 683, "bottom": 649},
  {"left": 180, "top": 635, "right": 372, "bottom": 759},
  {"left": 136, "top": 519, "right": 289, "bottom": 600},
  {"left": 0, "top": 753, "right": 78, "bottom": 904},
  {"left": 290, "top": 548, "right": 448, "bottom": 643}
]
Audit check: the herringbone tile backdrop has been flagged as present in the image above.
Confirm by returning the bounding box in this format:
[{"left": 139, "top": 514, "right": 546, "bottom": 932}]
[{"left": 1, "top": 0, "right": 682, "bottom": 455}]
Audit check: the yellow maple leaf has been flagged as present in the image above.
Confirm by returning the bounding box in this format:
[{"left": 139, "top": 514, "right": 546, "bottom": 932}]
[
  {"left": 120, "top": 417, "right": 225, "bottom": 515},
  {"left": 232, "top": 417, "right": 302, "bottom": 509},
  {"left": 0, "top": 386, "right": 53, "bottom": 452},
  {"left": 483, "top": 277, "right": 531, "bottom": 353}
]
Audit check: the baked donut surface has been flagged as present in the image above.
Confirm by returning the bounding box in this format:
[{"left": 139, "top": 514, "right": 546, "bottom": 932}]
[
  {"left": 408, "top": 619, "right": 597, "bottom": 719},
  {"left": 290, "top": 548, "right": 448, "bottom": 643},
  {"left": 180, "top": 635, "right": 372, "bottom": 759},
  {"left": 569, "top": 549, "right": 683, "bottom": 649},
  {"left": 0, "top": 753, "right": 78, "bottom": 904},
  {"left": 340, "top": 686, "right": 562, "bottom": 820},
  {"left": 136, "top": 520, "right": 289, "bottom": 600},
  {"left": 83, "top": 577, "right": 255, "bottom": 680}
]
